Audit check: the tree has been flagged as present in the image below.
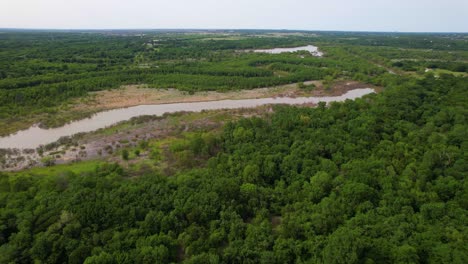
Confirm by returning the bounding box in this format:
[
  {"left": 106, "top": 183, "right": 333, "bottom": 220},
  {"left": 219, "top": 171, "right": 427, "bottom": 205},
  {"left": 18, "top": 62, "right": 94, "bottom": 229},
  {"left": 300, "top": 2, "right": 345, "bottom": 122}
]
[{"left": 322, "top": 227, "right": 365, "bottom": 264}]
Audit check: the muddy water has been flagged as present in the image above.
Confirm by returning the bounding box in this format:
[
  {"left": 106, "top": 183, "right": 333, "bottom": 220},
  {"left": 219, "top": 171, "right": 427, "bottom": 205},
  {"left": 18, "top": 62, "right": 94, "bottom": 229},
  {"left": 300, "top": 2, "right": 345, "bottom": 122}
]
[
  {"left": 0, "top": 89, "right": 374, "bottom": 149},
  {"left": 253, "top": 45, "right": 323, "bottom": 56}
]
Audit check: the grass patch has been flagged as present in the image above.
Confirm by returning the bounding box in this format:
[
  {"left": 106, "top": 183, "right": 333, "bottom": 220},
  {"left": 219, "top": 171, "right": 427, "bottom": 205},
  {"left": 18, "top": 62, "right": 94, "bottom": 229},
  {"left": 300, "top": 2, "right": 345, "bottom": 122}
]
[
  {"left": 430, "top": 69, "right": 468, "bottom": 77},
  {"left": 11, "top": 160, "right": 105, "bottom": 176}
]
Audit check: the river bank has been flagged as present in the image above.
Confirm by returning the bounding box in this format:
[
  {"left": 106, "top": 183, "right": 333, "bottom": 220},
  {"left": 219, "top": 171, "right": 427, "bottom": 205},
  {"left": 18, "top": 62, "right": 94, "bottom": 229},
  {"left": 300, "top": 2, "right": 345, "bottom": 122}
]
[{"left": 0, "top": 82, "right": 377, "bottom": 171}]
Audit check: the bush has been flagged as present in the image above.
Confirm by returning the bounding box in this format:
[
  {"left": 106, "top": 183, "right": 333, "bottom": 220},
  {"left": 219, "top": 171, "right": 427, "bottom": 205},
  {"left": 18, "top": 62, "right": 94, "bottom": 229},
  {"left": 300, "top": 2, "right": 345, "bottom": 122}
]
[
  {"left": 122, "top": 149, "right": 129, "bottom": 160},
  {"left": 41, "top": 156, "right": 55, "bottom": 167}
]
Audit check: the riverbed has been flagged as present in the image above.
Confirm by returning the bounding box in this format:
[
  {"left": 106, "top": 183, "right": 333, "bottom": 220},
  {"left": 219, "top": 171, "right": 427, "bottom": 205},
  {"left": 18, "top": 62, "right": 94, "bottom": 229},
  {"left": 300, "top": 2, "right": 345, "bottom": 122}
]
[{"left": 0, "top": 88, "right": 374, "bottom": 149}]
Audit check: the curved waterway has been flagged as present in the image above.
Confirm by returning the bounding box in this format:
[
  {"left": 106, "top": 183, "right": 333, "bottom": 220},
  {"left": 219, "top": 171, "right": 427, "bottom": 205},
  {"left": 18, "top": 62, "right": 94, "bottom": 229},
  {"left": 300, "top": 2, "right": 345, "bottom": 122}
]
[{"left": 0, "top": 88, "right": 374, "bottom": 149}]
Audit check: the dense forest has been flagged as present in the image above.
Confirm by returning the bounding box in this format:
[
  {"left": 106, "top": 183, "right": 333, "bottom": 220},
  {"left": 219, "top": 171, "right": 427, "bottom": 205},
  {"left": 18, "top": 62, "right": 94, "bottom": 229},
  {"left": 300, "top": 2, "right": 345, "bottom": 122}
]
[{"left": 0, "top": 31, "right": 467, "bottom": 263}]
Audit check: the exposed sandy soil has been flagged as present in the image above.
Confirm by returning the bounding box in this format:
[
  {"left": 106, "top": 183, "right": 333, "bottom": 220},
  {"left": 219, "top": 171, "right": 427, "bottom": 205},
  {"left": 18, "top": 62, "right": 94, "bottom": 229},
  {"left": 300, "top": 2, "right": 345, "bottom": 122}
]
[
  {"left": 72, "top": 80, "right": 374, "bottom": 113},
  {"left": 72, "top": 83, "right": 310, "bottom": 111}
]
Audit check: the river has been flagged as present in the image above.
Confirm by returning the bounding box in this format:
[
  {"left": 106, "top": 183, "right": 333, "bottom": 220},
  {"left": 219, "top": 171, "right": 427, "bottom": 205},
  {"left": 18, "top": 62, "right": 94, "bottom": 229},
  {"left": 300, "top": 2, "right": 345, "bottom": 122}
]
[{"left": 0, "top": 88, "right": 374, "bottom": 149}]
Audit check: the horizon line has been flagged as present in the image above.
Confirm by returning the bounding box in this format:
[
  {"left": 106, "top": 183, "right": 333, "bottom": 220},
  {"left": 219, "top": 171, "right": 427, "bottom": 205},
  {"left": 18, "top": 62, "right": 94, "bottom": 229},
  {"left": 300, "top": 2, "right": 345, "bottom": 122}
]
[{"left": 1, "top": 27, "right": 467, "bottom": 34}]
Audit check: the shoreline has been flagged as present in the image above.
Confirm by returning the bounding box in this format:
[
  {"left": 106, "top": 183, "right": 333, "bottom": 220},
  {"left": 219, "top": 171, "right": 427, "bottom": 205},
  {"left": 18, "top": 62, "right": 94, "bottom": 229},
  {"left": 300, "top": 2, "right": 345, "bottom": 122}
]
[
  {"left": 0, "top": 80, "right": 377, "bottom": 137},
  {"left": 0, "top": 87, "right": 375, "bottom": 150}
]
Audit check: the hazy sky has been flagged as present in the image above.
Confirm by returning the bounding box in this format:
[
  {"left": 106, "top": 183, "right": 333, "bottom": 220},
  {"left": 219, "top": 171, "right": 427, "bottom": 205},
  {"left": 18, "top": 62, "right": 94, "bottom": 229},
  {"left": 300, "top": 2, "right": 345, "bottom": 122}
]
[{"left": 1, "top": 0, "right": 467, "bottom": 32}]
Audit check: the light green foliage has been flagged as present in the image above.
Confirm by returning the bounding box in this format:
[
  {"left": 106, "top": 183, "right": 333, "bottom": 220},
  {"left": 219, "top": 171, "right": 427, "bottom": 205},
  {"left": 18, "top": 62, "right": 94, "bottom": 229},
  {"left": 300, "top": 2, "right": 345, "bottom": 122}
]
[{"left": 40, "top": 156, "right": 56, "bottom": 167}]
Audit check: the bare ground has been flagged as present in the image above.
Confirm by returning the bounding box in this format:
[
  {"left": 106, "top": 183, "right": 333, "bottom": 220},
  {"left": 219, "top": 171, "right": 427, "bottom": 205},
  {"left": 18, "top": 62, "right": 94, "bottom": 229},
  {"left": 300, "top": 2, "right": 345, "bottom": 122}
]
[{"left": 72, "top": 80, "right": 374, "bottom": 113}]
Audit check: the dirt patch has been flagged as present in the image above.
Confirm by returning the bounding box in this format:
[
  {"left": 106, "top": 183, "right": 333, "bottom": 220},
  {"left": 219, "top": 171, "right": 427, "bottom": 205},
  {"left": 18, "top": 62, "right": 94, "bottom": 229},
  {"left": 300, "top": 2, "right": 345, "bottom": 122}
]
[
  {"left": 318, "top": 80, "right": 380, "bottom": 95},
  {"left": 71, "top": 80, "right": 375, "bottom": 113},
  {"left": 72, "top": 84, "right": 300, "bottom": 112}
]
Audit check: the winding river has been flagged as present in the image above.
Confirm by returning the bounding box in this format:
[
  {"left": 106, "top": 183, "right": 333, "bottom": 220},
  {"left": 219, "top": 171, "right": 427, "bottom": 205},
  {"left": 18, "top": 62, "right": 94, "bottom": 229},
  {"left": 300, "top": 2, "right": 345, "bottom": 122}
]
[{"left": 0, "top": 88, "right": 374, "bottom": 149}]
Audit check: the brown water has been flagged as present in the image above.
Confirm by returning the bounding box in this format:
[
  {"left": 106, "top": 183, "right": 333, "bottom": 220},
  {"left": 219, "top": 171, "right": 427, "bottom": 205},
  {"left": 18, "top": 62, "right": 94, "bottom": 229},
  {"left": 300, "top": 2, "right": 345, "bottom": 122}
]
[
  {"left": 253, "top": 45, "right": 323, "bottom": 56},
  {"left": 0, "top": 88, "right": 374, "bottom": 149}
]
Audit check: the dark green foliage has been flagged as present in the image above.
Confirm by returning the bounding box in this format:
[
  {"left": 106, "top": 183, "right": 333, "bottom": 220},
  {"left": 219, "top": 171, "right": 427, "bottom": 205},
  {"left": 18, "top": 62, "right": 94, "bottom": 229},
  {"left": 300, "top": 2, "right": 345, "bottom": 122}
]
[
  {"left": 121, "top": 149, "right": 129, "bottom": 160},
  {"left": 1, "top": 74, "right": 466, "bottom": 263}
]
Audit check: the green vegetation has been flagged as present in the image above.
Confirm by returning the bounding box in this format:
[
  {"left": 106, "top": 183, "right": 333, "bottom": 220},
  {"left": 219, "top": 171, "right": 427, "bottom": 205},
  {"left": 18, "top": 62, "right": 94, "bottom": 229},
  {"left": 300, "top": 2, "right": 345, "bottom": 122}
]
[
  {"left": 121, "top": 149, "right": 129, "bottom": 160},
  {"left": 40, "top": 156, "right": 55, "bottom": 167},
  {"left": 297, "top": 82, "right": 316, "bottom": 91},
  {"left": 10, "top": 160, "right": 106, "bottom": 176},
  {"left": 1, "top": 74, "right": 467, "bottom": 263},
  {"left": 0, "top": 30, "right": 467, "bottom": 263},
  {"left": 7, "top": 31, "right": 466, "bottom": 135}
]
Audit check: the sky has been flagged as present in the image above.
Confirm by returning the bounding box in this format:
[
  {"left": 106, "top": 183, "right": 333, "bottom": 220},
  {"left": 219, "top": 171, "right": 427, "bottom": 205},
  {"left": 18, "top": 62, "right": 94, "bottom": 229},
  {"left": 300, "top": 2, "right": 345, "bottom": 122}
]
[{"left": 1, "top": 0, "right": 467, "bottom": 32}]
